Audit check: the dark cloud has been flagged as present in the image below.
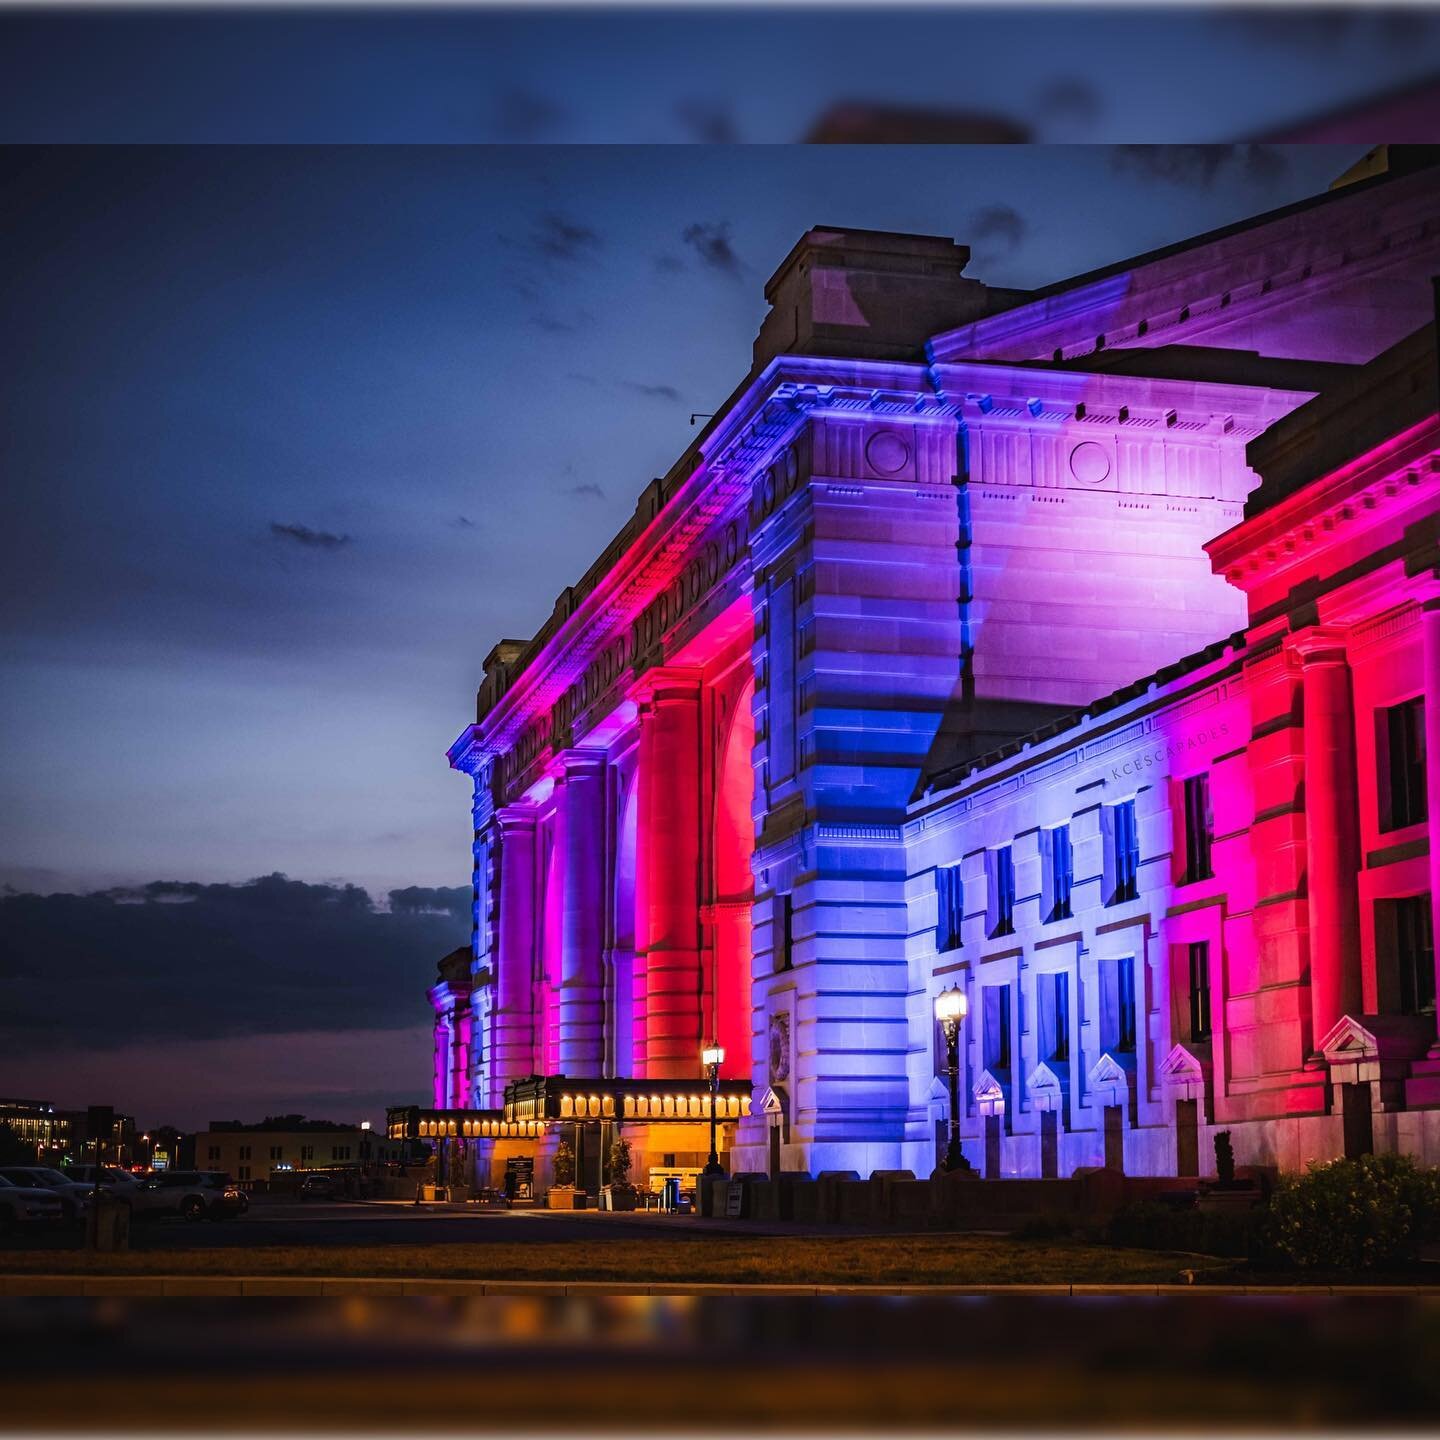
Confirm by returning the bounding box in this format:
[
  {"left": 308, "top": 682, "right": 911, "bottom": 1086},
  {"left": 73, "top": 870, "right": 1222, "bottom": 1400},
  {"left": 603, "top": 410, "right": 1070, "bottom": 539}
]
[
  {"left": 531, "top": 309, "right": 595, "bottom": 335},
  {"left": 653, "top": 253, "right": 685, "bottom": 275},
  {"left": 493, "top": 89, "right": 567, "bottom": 141},
  {"left": 969, "top": 203, "right": 1027, "bottom": 257},
  {"left": 452, "top": 515, "right": 475, "bottom": 529},
  {"left": 388, "top": 885, "right": 470, "bottom": 917},
  {"left": 681, "top": 221, "right": 743, "bottom": 278},
  {"left": 568, "top": 482, "right": 606, "bottom": 500},
  {"left": 675, "top": 99, "right": 739, "bottom": 144},
  {"left": 622, "top": 381, "right": 683, "bottom": 403},
  {"left": 0, "top": 874, "right": 470, "bottom": 1055},
  {"left": 532, "top": 211, "right": 602, "bottom": 263},
  {"left": 1033, "top": 77, "right": 1102, "bottom": 132},
  {"left": 1112, "top": 145, "right": 1288, "bottom": 190},
  {"left": 269, "top": 521, "right": 352, "bottom": 550}
]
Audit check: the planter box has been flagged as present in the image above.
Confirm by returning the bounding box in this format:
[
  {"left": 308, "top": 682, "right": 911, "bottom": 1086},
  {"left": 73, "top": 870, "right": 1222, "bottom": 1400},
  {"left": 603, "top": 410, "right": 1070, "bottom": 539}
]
[
  {"left": 602, "top": 1186, "right": 638, "bottom": 1212},
  {"left": 547, "top": 1187, "right": 587, "bottom": 1210}
]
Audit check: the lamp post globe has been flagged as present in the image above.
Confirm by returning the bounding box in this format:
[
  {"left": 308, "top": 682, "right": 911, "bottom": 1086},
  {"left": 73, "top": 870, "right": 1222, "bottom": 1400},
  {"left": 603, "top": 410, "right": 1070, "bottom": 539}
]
[
  {"left": 934, "top": 987, "right": 972, "bottom": 1175},
  {"left": 701, "top": 1044, "right": 726, "bottom": 1180}
]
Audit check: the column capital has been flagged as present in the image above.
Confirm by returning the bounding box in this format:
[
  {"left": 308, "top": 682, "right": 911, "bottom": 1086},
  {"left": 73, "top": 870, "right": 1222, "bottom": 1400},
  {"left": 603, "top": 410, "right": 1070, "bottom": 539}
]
[
  {"left": 632, "top": 665, "right": 703, "bottom": 712},
  {"left": 495, "top": 803, "right": 538, "bottom": 834},
  {"left": 552, "top": 747, "right": 608, "bottom": 781},
  {"left": 1285, "top": 624, "right": 1350, "bottom": 666}
]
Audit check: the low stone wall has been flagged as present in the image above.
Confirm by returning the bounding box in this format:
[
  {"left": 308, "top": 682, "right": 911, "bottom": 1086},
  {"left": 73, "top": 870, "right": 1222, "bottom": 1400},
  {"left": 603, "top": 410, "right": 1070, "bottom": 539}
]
[{"left": 710, "top": 1169, "right": 1199, "bottom": 1228}]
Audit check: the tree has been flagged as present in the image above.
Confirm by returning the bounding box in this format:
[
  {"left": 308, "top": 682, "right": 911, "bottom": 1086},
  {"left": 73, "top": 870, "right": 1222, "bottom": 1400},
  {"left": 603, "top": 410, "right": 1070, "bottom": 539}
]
[
  {"left": 608, "top": 1134, "right": 633, "bottom": 1190},
  {"left": 0, "top": 1123, "right": 33, "bottom": 1166},
  {"left": 552, "top": 1138, "right": 576, "bottom": 1188}
]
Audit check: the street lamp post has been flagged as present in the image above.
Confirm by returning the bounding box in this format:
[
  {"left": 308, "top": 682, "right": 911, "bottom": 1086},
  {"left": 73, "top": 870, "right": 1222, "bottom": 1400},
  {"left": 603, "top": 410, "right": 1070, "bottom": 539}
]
[
  {"left": 934, "top": 987, "right": 973, "bottom": 1174},
  {"left": 701, "top": 1044, "right": 725, "bottom": 1179}
]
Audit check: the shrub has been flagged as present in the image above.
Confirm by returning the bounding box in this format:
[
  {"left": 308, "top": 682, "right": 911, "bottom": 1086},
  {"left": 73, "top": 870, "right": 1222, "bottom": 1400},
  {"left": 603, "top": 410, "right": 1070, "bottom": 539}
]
[
  {"left": 1267, "top": 1154, "right": 1440, "bottom": 1271},
  {"left": 552, "top": 1139, "right": 576, "bottom": 1188},
  {"left": 1103, "top": 1200, "right": 1261, "bottom": 1259},
  {"left": 608, "top": 1135, "right": 633, "bottom": 1189}
]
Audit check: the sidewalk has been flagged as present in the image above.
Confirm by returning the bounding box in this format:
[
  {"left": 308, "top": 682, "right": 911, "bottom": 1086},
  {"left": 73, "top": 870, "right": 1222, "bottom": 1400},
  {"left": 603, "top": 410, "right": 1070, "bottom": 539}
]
[{"left": 5, "top": 1273, "right": 1440, "bottom": 1297}]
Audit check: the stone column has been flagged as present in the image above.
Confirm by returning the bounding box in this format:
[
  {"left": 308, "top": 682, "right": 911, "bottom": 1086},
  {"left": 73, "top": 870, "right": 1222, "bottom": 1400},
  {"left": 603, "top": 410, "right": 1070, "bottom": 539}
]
[
  {"left": 557, "top": 749, "right": 607, "bottom": 1076},
  {"left": 1423, "top": 598, "right": 1440, "bottom": 1051},
  {"left": 493, "top": 806, "right": 539, "bottom": 1096},
  {"left": 636, "top": 669, "right": 704, "bottom": 1081},
  {"left": 1290, "top": 628, "right": 1363, "bottom": 1054}
]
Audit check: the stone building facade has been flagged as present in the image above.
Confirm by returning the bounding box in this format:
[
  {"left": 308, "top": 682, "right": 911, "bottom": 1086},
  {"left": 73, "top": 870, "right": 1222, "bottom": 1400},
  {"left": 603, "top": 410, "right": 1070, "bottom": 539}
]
[{"left": 426, "top": 157, "right": 1440, "bottom": 1188}]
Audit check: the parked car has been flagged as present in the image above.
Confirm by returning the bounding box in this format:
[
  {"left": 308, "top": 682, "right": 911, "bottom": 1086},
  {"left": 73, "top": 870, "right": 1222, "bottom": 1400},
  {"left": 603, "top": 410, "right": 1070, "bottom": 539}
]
[
  {"left": 299, "top": 1174, "right": 340, "bottom": 1201},
  {"left": 62, "top": 1165, "right": 143, "bottom": 1194},
  {"left": 0, "top": 1174, "right": 63, "bottom": 1234},
  {"left": 129, "top": 1171, "right": 248, "bottom": 1221},
  {"left": 0, "top": 1167, "right": 93, "bottom": 1222}
]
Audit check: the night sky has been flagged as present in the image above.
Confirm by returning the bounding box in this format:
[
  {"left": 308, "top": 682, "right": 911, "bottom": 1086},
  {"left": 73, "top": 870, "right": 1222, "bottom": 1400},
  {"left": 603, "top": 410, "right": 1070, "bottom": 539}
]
[{"left": 0, "top": 143, "right": 1367, "bottom": 1128}]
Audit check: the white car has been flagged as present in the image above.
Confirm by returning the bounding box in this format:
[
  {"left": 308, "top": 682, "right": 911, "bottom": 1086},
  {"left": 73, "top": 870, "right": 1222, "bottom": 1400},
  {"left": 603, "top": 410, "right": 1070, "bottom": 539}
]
[
  {"left": 0, "top": 1174, "right": 63, "bottom": 1233},
  {"left": 0, "top": 1167, "right": 92, "bottom": 1222}
]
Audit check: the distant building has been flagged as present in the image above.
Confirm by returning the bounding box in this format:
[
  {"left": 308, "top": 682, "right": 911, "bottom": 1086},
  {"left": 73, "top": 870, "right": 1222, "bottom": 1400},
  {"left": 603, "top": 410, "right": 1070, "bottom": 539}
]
[
  {"left": 0, "top": 1099, "right": 137, "bottom": 1166},
  {"left": 197, "top": 1117, "right": 404, "bottom": 1184},
  {"left": 0, "top": 1099, "right": 62, "bottom": 1159}
]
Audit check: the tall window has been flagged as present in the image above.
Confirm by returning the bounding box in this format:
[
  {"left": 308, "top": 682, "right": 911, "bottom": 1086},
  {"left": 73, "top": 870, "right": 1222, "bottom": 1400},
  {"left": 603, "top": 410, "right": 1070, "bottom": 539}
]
[
  {"left": 1387, "top": 895, "right": 1435, "bottom": 1017},
  {"left": 987, "top": 846, "right": 1016, "bottom": 938},
  {"left": 935, "top": 865, "right": 963, "bottom": 953},
  {"left": 777, "top": 892, "right": 794, "bottom": 972},
  {"left": 1107, "top": 800, "right": 1140, "bottom": 904},
  {"left": 983, "top": 985, "right": 1011, "bottom": 1072},
  {"left": 1043, "top": 825, "right": 1073, "bottom": 923},
  {"left": 1187, "top": 941, "right": 1211, "bottom": 1041},
  {"left": 1182, "top": 774, "right": 1213, "bottom": 883},
  {"left": 1040, "top": 972, "right": 1070, "bottom": 1063},
  {"left": 1102, "top": 956, "right": 1137, "bottom": 1054},
  {"left": 1379, "top": 698, "right": 1427, "bottom": 832}
]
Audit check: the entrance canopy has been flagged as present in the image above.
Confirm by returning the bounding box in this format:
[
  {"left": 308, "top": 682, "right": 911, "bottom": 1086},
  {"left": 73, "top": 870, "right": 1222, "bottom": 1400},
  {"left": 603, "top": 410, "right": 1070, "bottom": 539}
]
[{"left": 388, "top": 1075, "right": 752, "bottom": 1141}]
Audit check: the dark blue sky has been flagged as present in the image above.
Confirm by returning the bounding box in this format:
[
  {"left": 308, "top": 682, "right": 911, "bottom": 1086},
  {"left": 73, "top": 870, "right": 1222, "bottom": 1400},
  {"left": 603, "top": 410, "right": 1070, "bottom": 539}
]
[
  {"left": 1, "top": 8, "right": 1437, "bottom": 142},
  {"left": 1, "top": 145, "right": 1367, "bottom": 904}
]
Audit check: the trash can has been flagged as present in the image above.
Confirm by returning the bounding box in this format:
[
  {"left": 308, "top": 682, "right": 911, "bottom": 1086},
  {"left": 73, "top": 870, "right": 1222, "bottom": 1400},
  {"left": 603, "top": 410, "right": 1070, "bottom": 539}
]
[{"left": 663, "top": 1176, "right": 680, "bottom": 1212}]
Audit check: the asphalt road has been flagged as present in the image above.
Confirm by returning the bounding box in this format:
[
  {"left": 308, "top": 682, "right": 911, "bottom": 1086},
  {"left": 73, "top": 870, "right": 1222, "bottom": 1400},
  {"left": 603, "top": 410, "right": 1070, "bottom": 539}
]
[{"left": 1, "top": 1196, "right": 758, "bottom": 1251}]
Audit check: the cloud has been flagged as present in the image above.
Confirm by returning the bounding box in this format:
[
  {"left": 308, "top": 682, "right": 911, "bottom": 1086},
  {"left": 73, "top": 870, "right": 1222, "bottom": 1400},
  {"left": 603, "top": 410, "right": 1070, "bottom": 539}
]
[
  {"left": 563, "top": 370, "right": 602, "bottom": 386},
  {"left": 968, "top": 203, "right": 1027, "bottom": 258},
  {"left": 681, "top": 221, "right": 743, "bottom": 278},
  {"left": 653, "top": 253, "right": 685, "bottom": 275},
  {"left": 1111, "top": 145, "right": 1288, "bottom": 190},
  {"left": 269, "top": 521, "right": 351, "bottom": 551},
  {"left": 532, "top": 212, "right": 602, "bottom": 263},
  {"left": 493, "top": 89, "right": 567, "bottom": 141},
  {"left": 452, "top": 515, "right": 475, "bottom": 529},
  {"left": 1033, "top": 77, "right": 1103, "bottom": 133},
  {"left": 622, "top": 381, "right": 682, "bottom": 403},
  {"left": 530, "top": 309, "right": 595, "bottom": 335},
  {"left": 568, "top": 482, "right": 606, "bottom": 500},
  {"left": 0, "top": 874, "right": 470, "bottom": 1058},
  {"left": 674, "top": 99, "right": 739, "bottom": 144}
]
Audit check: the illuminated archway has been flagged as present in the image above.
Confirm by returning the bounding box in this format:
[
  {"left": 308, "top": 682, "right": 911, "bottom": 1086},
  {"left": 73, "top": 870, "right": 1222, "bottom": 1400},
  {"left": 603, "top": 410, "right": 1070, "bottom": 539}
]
[{"left": 712, "top": 678, "right": 755, "bottom": 1079}]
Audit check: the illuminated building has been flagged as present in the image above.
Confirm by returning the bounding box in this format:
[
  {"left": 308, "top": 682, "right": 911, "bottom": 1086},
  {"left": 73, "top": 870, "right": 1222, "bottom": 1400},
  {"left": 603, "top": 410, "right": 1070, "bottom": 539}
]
[
  {"left": 198, "top": 1117, "right": 404, "bottom": 1185},
  {"left": 421, "top": 156, "right": 1440, "bottom": 1188}
]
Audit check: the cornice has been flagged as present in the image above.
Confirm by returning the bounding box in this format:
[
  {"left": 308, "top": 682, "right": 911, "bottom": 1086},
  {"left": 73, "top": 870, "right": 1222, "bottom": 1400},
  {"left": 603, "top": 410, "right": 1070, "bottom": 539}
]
[
  {"left": 456, "top": 357, "right": 949, "bottom": 767},
  {"left": 1207, "top": 419, "right": 1440, "bottom": 589},
  {"left": 926, "top": 358, "right": 1312, "bottom": 438}
]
